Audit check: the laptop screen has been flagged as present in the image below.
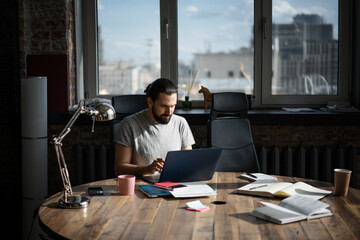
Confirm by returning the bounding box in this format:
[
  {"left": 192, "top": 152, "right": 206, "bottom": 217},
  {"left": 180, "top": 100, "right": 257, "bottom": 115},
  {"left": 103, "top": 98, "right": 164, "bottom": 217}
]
[{"left": 143, "top": 148, "right": 223, "bottom": 183}]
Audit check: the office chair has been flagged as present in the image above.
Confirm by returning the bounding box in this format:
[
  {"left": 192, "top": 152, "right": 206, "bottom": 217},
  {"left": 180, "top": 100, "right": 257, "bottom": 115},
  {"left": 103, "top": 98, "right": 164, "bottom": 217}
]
[
  {"left": 109, "top": 94, "right": 148, "bottom": 175},
  {"left": 112, "top": 94, "right": 148, "bottom": 118},
  {"left": 111, "top": 94, "right": 148, "bottom": 137},
  {"left": 208, "top": 92, "right": 260, "bottom": 172}
]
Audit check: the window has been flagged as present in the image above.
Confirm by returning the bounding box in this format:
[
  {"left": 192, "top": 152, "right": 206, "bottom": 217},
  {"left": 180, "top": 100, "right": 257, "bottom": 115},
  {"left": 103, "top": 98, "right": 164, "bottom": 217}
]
[
  {"left": 97, "top": 0, "right": 160, "bottom": 95},
  {"left": 261, "top": 0, "right": 350, "bottom": 105},
  {"left": 80, "top": 0, "right": 351, "bottom": 107},
  {"left": 272, "top": 13, "right": 338, "bottom": 95},
  {"left": 177, "top": 0, "right": 254, "bottom": 101}
]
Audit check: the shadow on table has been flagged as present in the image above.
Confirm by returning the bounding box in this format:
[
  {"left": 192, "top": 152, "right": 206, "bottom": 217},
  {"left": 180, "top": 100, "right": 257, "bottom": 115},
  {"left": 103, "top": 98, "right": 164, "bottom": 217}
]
[
  {"left": 208, "top": 182, "right": 244, "bottom": 190},
  {"left": 229, "top": 212, "right": 265, "bottom": 224}
]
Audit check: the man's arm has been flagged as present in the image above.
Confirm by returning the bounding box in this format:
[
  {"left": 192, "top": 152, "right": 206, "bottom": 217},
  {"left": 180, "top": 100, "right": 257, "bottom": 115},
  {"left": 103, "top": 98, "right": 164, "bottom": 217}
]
[
  {"left": 114, "top": 143, "right": 164, "bottom": 176},
  {"left": 182, "top": 146, "right": 192, "bottom": 150}
]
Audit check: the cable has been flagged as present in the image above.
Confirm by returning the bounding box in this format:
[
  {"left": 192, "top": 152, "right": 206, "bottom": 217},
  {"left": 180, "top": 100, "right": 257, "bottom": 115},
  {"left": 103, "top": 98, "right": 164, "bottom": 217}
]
[{"left": 27, "top": 206, "right": 39, "bottom": 240}]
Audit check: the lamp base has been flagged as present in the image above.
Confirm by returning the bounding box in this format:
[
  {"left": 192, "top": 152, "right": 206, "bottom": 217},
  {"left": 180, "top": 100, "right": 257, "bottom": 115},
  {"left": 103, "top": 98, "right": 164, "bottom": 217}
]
[{"left": 58, "top": 195, "right": 90, "bottom": 208}]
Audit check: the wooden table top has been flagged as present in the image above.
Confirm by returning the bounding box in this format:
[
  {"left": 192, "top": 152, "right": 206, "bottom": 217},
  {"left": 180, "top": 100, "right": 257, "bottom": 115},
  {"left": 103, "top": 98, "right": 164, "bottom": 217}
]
[{"left": 39, "top": 172, "right": 360, "bottom": 239}]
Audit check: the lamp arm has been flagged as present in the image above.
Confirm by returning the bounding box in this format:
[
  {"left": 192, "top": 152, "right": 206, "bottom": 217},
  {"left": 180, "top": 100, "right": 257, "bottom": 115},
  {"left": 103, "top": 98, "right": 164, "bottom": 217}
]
[
  {"left": 52, "top": 100, "right": 87, "bottom": 201},
  {"left": 56, "top": 100, "right": 85, "bottom": 143},
  {"left": 54, "top": 142, "right": 73, "bottom": 196},
  {"left": 51, "top": 99, "right": 115, "bottom": 208}
]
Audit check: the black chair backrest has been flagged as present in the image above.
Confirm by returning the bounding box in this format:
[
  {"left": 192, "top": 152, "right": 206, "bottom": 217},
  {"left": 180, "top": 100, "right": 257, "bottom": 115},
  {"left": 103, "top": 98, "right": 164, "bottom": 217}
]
[
  {"left": 210, "top": 92, "right": 248, "bottom": 119},
  {"left": 112, "top": 94, "right": 148, "bottom": 118},
  {"left": 208, "top": 92, "right": 260, "bottom": 172},
  {"left": 109, "top": 94, "right": 148, "bottom": 176}
]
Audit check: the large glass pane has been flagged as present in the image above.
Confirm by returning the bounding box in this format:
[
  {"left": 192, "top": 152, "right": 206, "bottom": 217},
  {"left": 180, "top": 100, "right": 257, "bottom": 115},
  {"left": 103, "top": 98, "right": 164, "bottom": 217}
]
[
  {"left": 97, "top": 0, "right": 160, "bottom": 95},
  {"left": 178, "top": 0, "right": 254, "bottom": 101},
  {"left": 272, "top": 0, "right": 338, "bottom": 95}
]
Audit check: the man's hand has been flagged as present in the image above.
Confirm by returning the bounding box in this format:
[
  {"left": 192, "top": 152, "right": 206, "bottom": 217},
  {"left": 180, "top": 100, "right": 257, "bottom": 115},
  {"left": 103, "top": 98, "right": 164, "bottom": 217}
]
[
  {"left": 147, "top": 158, "right": 165, "bottom": 174},
  {"left": 115, "top": 143, "right": 166, "bottom": 176}
]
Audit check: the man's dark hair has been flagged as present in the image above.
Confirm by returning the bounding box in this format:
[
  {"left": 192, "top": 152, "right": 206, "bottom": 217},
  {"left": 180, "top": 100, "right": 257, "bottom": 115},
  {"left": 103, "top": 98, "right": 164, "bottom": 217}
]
[{"left": 144, "top": 78, "right": 178, "bottom": 102}]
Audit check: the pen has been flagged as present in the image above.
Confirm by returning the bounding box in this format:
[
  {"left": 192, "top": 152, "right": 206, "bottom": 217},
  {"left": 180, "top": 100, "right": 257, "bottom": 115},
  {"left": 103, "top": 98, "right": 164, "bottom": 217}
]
[
  {"left": 249, "top": 185, "right": 268, "bottom": 190},
  {"left": 247, "top": 172, "right": 257, "bottom": 178}
]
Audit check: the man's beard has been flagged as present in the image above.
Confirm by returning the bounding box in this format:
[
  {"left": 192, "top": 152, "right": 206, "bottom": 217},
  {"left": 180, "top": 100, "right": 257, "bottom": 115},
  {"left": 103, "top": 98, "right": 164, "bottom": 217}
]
[{"left": 152, "top": 107, "right": 172, "bottom": 124}]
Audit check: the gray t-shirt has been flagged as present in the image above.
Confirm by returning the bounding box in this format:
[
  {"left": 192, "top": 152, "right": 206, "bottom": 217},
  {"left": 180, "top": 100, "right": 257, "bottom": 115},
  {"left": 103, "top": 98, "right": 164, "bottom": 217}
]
[{"left": 116, "top": 109, "right": 195, "bottom": 166}]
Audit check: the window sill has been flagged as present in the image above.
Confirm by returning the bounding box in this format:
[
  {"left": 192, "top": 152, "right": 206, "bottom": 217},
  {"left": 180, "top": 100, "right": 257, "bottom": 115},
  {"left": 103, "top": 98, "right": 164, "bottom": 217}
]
[
  {"left": 247, "top": 109, "right": 360, "bottom": 126},
  {"left": 175, "top": 108, "right": 360, "bottom": 126},
  {"left": 49, "top": 108, "right": 360, "bottom": 126}
]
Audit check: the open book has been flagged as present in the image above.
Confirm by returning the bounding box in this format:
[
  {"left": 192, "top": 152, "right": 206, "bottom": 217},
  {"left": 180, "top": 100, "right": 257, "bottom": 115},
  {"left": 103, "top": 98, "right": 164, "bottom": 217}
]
[
  {"left": 250, "top": 194, "right": 333, "bottom": 224},
  {"left": 237, "top": 181, "right": 331, "bottom": 200}
]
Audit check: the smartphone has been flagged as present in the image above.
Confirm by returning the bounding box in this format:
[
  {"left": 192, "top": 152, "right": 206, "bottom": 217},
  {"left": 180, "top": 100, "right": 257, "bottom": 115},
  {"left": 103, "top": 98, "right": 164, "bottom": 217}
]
[{"left": 88, "top": 187, "right": 104, "bottom": 195}]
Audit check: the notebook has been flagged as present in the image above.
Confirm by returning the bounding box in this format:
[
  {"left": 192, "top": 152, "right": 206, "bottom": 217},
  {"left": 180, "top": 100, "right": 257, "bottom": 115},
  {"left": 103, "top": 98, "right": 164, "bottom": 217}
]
[{"left": 142, "top": 148, "right": 223, "bottom": 183}]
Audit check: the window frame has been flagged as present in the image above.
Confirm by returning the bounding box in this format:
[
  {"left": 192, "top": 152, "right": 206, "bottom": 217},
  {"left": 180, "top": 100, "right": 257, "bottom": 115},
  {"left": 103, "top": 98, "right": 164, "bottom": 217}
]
[
  {"left": 160, "top": 0, "right": 177, "bottom": 82},
  {"left": 77, "top": 0, "right": 98, "bottom": 100},
  {"left": 79, "top": 0, "right": 352, "bottom": 108}
]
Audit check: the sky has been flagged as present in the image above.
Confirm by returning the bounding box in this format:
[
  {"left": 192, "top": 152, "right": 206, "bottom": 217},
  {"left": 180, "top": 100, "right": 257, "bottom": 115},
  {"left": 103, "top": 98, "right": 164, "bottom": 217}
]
[{"left": 97, "top": 0, "right": 338, "bottom": 65}]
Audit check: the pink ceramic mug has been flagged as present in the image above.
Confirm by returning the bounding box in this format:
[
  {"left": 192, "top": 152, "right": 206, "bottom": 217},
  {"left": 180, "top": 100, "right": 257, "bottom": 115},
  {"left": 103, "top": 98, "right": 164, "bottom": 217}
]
[{"left": 117, "top": 175, "right": 136, "bottom": 195}]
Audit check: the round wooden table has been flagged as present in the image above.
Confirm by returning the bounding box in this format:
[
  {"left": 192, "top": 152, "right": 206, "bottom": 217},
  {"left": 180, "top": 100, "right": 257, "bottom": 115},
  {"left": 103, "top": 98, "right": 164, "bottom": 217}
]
[{"left": 39, "top": 172, "right": 360, "bottom": 239}]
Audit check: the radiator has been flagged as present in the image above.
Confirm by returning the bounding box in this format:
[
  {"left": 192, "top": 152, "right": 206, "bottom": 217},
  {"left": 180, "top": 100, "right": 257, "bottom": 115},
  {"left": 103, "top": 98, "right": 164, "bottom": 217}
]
[
  {"left": 74, "top": 144, "right": 113, "bottom": 185},
  {"left": 256, "top": 145, "right": 359, "bottom": 188},
  {"left": 73, "top": 144, "right": 359, "bottom": 188}
]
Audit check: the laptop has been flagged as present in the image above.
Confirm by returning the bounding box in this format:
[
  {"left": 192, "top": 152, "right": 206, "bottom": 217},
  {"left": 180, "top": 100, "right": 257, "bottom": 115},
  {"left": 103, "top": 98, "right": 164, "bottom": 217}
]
[{"left": 142, "top": 148, "right": 223, "bottom": 183}]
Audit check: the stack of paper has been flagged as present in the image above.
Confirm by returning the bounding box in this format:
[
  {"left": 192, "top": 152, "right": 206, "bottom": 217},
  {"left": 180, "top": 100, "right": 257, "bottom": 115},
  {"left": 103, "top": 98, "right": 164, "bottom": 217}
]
[
  {"left": 169, "top": 182, "right": 216, "bottom": 198},
  {"left": 282, "top": 107, "right": 316, "bottom": 112}
]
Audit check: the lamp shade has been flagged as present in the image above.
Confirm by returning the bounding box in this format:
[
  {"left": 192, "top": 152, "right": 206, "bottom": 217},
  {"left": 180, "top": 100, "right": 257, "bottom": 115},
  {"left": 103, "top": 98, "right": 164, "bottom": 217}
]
[{"left": 93, "top": 102, "right": 116, "bottom": 121}]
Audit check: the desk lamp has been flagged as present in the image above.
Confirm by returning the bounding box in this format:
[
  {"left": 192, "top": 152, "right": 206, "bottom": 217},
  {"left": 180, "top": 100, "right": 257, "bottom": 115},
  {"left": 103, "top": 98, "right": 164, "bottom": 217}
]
[{"left": 52, "top": 99, "right": 116, "bottom": 208}]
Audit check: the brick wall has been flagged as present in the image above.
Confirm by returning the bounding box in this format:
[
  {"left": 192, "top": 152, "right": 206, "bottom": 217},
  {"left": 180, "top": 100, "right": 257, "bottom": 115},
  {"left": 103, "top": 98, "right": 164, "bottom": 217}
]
[{"left": 18, "top": 0, "right": 76, "bottom": 106}]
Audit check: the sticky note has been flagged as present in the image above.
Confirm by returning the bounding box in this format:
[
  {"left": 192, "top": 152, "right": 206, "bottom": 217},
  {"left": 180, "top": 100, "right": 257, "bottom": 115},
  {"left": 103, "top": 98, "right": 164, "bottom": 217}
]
[{"left": 186, "top": 200, "right": 210, "bottom": 212}]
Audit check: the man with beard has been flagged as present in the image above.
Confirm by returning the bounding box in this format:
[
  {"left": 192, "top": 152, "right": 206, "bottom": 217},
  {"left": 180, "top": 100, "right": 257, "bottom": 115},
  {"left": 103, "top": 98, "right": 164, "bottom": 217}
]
[{"left": 114, "top": 78, "right": 195, "bottom": 176}]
